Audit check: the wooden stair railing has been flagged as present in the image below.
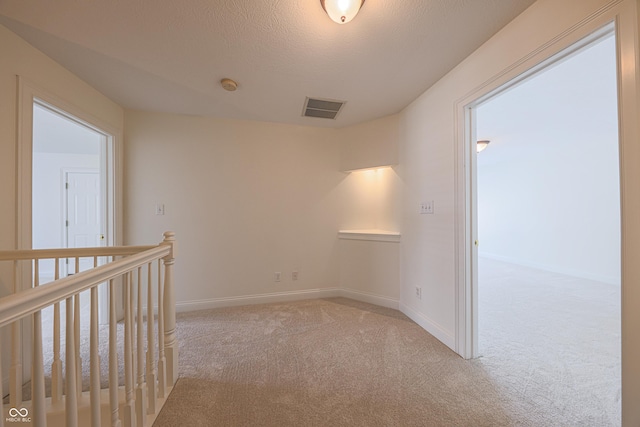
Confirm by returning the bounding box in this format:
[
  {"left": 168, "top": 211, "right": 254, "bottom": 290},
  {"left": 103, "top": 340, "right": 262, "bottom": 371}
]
[{"left": 0, "top": 232, "right": 177, "bottom": 427}]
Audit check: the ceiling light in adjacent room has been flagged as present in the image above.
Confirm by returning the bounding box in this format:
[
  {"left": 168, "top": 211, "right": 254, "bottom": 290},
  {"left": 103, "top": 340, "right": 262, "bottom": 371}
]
[
  {"left": 477, "top": 140, "right": 490, "bottom": 153},
  {"left": 321, "top": 0, "right": 365, "bottom": 24}
]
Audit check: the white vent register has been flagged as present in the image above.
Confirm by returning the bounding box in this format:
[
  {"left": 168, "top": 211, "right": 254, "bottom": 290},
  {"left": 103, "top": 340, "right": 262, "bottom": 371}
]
[{"left": 303, "top": 97, "right": 345, "bottom": 120}]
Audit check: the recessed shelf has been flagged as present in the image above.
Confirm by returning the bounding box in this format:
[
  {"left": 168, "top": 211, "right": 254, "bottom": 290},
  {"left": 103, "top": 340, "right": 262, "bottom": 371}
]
[{"left": 338, "top": 229, "right": 401, "bottom": 242}]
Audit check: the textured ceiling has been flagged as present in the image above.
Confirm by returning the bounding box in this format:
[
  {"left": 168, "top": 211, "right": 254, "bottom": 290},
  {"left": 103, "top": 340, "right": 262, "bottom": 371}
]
[{"left": 0, "top": 0, "right": 536, "bottom": 128}]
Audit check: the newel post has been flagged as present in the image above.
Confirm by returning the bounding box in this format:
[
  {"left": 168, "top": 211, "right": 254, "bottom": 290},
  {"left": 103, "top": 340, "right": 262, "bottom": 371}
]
[{"left": 161, "top": 231, "right": 178, "bottom": 386}]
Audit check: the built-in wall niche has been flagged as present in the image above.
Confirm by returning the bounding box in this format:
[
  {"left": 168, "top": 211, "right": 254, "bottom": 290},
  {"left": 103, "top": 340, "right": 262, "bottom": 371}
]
[{"left": 339, "top": 165, "right": 401, "bottom": 242}]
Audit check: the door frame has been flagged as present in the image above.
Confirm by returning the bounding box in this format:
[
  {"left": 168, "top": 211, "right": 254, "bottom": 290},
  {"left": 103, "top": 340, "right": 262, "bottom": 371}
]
[
  {"left": 15, "top": 76, "right": 123, "bottom": 380},
  {"left": 454, "top": 0, "right": 640, "bottom": 423},
  {"left": 456, "top": 20, "right": 618, "bottom": 358}
]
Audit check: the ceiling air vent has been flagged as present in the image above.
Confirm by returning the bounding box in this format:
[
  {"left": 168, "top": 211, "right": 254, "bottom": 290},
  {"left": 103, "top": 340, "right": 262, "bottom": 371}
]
[{"left": 302, "top": 97, "right": 345, "bottom": 120}]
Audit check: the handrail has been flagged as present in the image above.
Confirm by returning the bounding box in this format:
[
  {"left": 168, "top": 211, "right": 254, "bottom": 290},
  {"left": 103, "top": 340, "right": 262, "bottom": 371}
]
[
  {"left": 0, "top": 231, "right": 177, "bottom": 427},
  {"left": 0, "top": 245, "right": 157, "bottom": 261},
  {"left": 0, "top": 244, "right": 170, "bottom": 329}
]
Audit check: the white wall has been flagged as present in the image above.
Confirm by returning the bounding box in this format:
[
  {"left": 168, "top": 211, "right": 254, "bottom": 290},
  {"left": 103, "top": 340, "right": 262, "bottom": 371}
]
[
  {"left": 337, "top": 166, "right": 402, "bottom": 306},
  {"left": 395, "top": 0, "right": 640, "bottom": 422},
  {"left": 476, "top": 34, "right": 620, "bottom": 284},
  {"left": 0, "top": 22, "right": 123, "bottom": 399},
  {"left": 0, "top": 22, "right": 122, "bottom": 282},
  {"left": 124, "top": 111, "right": 404, "bottom": 310},
  {"left": 396, "top": 0, "right": 625, "bottom": 348},
  {"left": 124, "top": 111, "right": 347, "bottom": 309},
  {"left": 340, "top": 114, "right": 399, "bottom": 172},
  {"left": 5, "top": 1, "right": 640, "bottom": 422}
]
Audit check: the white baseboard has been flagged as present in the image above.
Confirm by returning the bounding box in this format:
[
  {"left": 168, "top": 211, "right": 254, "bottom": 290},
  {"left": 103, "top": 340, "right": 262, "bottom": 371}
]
[
  {"left": 479, "top": 252, "right": 620, "bottom": 285},
  {"left": 175, "top": 288, "right": 342, "bottom": 312},
  {"left": 339, "top": 288, "right": 399, "bottom": 309},
  {"left": 399, "top": 302, "right": 456, "bottom": 351},
  {"left": 175, "top": 287, "right": 400, "bottom": 312}
]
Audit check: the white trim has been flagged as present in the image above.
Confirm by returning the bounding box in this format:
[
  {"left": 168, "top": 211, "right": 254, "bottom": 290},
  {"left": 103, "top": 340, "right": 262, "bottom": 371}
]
[
  {"left": 17, "top": 77, "right": 123, "bottom": 252},
  {"left": 175, "top": 288, "right": 400, "bottom": 312},
  {"left": 479, "top": 252, "right": 620, "bottom": 286},
  {"left": 399, "top": 303, "right": 455, "bottom": 350},
  {"left": 454, "top": 3, "right": 625, "bottom": 360},
  {"left": 341, "top": 164, "right": 397, "bottom": 173},
  {"left": 16, "top": 76, "right": 124, "bottom": 376},
  {"left": 340, "top": 288, "right": 399, "bottom": 309},
  {"left": 175, "top": 288, "right": 342, "bottom": 312},
  {"left": 338, "top": 229, "right": 401, "bottom": 242}
]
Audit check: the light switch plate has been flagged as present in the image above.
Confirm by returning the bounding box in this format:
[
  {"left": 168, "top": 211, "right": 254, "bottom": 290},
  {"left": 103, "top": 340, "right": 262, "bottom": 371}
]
[{"left": 420, "top": 201, "right": 434, "bottom": 214}]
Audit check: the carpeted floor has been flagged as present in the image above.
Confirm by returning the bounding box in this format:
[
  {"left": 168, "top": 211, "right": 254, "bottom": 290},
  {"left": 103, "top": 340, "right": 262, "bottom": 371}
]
[
  {"left": 478, "top": 257, "right": 620, "bottom": 426},
  {"left": 152, "top": 260, "right": 620, "bottom": 426}
]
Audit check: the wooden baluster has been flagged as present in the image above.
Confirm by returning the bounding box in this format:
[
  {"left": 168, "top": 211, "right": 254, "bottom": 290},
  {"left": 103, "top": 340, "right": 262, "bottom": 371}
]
[
  {"left": 108, "top": 277, "right": 122, "bottom": 427},
  {"left": 10, "top": 259, "right": 22, "bottom": 407},
  {"left": 156, "top": 260, "right": 166, "bottom": 399},
  {"left": 132, "top": 270, "right": 137, "bottom": 390},
  {"left": 32, "top": 260, "right": 46, "bottom": 426},
  {"left": 123, "top": 272, "right": 135, "bottom": 427},
  {"left": 74, "top": 257, "right": 82, "bottom": 395},
  {"left": 52, "top": 258, "right": 63, "bottom": 403},
  {"left": 162, "top": 232, "right": 177, "bottom": 386},
  {"left": 65, "top": 295, "right": 78, "bottom": 427},
  {"left": 90, "top": 256, "right": 101, "bottom": 427},
  {"left": 135, "top": 267, "right": 147, "bottom": 427},
  {"left": 146, "top": 262, "right": 157, "bottom": 414}
]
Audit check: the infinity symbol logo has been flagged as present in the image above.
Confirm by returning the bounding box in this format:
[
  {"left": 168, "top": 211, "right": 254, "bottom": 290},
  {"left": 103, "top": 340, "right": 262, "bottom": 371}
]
[{"left": 8, "top": 407, "right": 28, "bottom": 417}]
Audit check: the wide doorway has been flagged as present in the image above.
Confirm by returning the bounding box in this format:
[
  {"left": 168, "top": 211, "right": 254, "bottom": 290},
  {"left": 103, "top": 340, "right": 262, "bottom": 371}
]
[{"left": 474, "top": 29, "right": 620, "bottom": 423}]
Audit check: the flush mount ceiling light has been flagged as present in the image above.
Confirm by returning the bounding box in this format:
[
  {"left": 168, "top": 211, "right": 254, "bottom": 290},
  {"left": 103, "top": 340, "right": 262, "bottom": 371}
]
[
  {"left": 321, "top": 0, "right": 365, "bottom": 24},
  {"left": 477, "top": 140, "right": 490, "bottom": 153}
]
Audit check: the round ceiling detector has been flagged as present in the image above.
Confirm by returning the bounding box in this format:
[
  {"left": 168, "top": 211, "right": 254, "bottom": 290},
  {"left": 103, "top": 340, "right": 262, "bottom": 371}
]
[{"left": 221, "top": 78, "right": 238, "bottom": 91}]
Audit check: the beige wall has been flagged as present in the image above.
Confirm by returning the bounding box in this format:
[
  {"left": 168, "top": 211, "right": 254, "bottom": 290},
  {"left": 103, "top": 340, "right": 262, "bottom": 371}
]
[
  {"left": 395, "top": 0, "right": 640, "bottom": 423},
  {"left": 0, "top": 22, "right": 123, "bottom": 396},
  {"left": 0, "top": 23, "right": 123, "bottom": 252},
  {"left": 4, "top": 0, "right": 640, "bottom": 422},
  {"left": 124, "top": 111, "right": 343, "bottom": 308},
  {"left": 340, "top": 114, "right": 399, "bottom": 172},
  {"left": 397, "top": 0, "right": 627, "bottom": 347}
]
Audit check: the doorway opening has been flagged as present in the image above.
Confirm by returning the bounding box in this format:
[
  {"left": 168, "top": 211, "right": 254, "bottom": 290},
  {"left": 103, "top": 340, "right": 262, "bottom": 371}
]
[
  {"left": 473, "top": 28, "right": 620, "bottom": 423},
  {"left": 32, "top": 100, "right": 111, "bottom": 337}
]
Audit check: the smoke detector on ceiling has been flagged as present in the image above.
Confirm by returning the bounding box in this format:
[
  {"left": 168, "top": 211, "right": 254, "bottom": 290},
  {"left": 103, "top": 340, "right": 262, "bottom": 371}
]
[
  {"left": 221, "top": 78, "right": 238, "bottom": 91},
  {"left": 302, "top": 97, "right": 346, "bottom": 120}
]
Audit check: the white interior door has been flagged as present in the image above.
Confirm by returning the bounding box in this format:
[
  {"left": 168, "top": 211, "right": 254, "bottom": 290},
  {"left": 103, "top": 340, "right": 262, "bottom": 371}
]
[{"left": 64, "top": 170, "right": 102, "bottom": 274}]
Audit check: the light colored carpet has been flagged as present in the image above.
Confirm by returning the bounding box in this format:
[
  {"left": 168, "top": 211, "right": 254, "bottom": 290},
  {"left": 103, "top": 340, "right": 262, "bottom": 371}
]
[
  {"left": 478, "top": 257, "right": 620, "bottom": 426},
  {"left": 154, "top": 298, "right": 519, "bottom": 426},
  {"left": 9, "top": 257, "right": 619, "bottom": 425},
  {"left": 152, "top": 276, "right": 620, "bottom": 427}
]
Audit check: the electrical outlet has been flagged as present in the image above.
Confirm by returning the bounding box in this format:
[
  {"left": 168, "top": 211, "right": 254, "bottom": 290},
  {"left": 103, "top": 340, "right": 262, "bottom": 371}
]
[
  {"left": 274, "top": 272, "right": 281, "bottom": 282},
  {"left": 292, "top": 271, "right": 299, "bottom": 281},
  {"left": 415, "top": 286, "right": 422, "bottom": 299}
]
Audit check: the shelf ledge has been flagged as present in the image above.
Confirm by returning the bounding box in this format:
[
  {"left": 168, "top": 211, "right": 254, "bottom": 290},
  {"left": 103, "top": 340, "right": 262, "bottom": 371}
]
[{"left": 338, "top": 229, "right": 401, "bottom": 243}]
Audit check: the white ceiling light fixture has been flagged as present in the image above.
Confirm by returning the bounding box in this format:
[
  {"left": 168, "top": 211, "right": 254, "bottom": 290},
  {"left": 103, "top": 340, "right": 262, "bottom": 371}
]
[
  {"left": 477, "top": 140, "right": 490, "bottom": 153},
  {"left": 320, "top": 0, "right": 365, "bottom": 24}
]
